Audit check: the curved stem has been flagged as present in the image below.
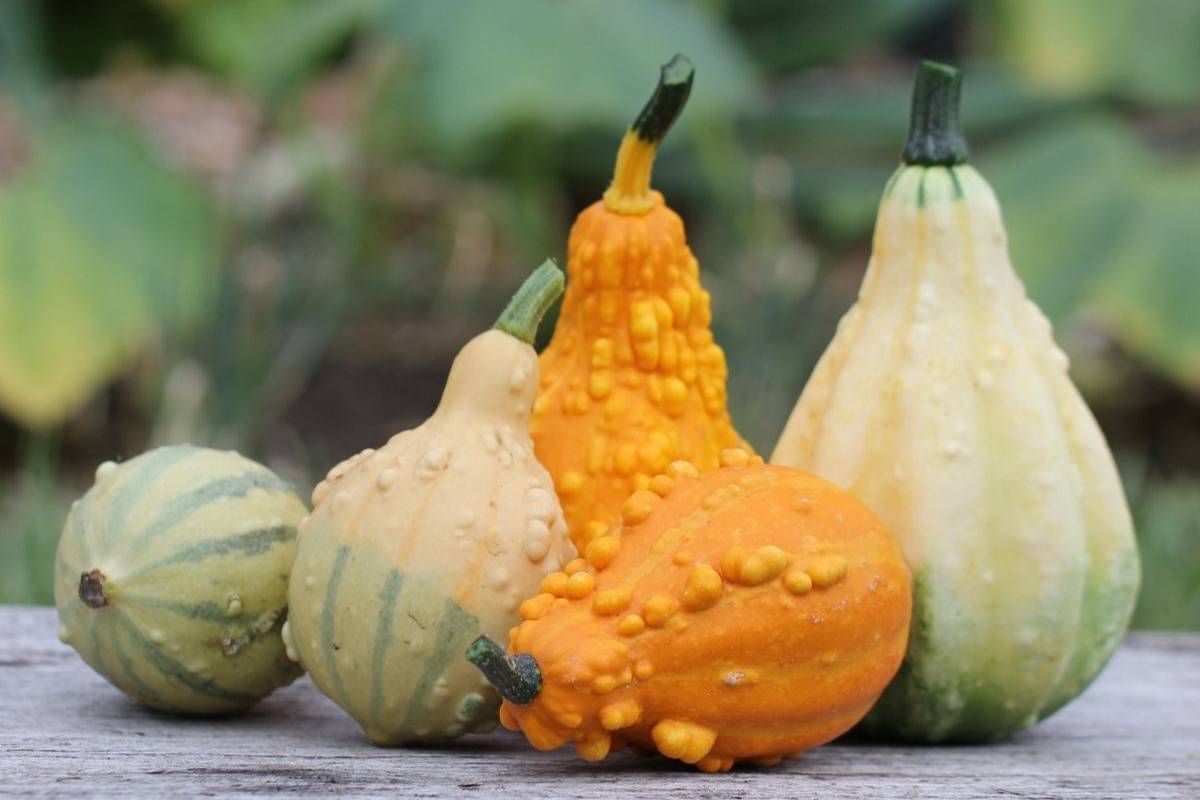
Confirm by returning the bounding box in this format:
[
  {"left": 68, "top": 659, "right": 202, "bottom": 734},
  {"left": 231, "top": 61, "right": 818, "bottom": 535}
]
[
  {"left": 493, "top": 259, "right": 564, "bottom": 345},
  {"left": 603, "top": 54, "right": 695, "bottom": 215},
  {"left": 79, "top": 569, "right": 108, "bottom": 609},
  {"left": 902, "top": 60, "right": 968, "bottom": 167},
  {"left": 631, "top": 54, "right": 695, "bottom": 145},
  {"left": 465, "top": 635, "right": 542, "bottom": 705}
]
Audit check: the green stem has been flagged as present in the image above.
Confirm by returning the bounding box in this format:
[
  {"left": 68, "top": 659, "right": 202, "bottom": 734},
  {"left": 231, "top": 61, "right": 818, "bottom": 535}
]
[
  {"left": 631, "top": 53, "right": 694, "bottom": 144},
  {"left": 493, "top": 259, "right": 564, "bottom": 345},
  {"left": 465, "top": 636, "right": 542, "bottom": 705},
  {"left": 902, "top": 60, "right": 968, "bottom": 167}
]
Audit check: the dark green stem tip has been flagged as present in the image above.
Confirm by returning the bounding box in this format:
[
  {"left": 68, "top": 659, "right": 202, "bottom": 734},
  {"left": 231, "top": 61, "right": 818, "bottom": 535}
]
[
  {"left": 902, "top": 60, "right": 968, "bottom": 167},
  {"left": 465, "top": 635, "right": 542, "bottom": 705},
  {"left": 494, "top": 259, "right": 564, "bottom": 345},
  {"left": 631, "top": 53, "right": 695, "bottom": 144}
]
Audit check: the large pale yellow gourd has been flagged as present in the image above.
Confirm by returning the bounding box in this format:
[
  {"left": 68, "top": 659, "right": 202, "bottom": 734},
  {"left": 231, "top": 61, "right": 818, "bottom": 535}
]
[
  {"left": 771, "top": 62, "right": 1139, "bottom": 741},
  {"left": 284, "top": 262, "right": 576, "bottom": 744}
]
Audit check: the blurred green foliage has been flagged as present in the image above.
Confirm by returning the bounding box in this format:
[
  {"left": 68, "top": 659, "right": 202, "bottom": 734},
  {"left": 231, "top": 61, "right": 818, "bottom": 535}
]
[
  {"left": 0, "top": 0, "right": 1196, "bottom": 629},
  {"left": 380, "top": 0, "right": 759, "bottom": 148},
  {"left": 1130, "top": 479, "right": 1200, "bottom": 631},
  {"left": 995, "top": 0, "right": 1200, "bottom": 106},
  {"left": 0, "top": 118, "right": 216, "bottom": 427}
]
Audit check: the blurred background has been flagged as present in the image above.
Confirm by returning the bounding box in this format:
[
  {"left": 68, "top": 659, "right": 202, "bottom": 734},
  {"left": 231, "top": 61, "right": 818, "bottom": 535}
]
[{"left": 0, "top": 0, "right": 1196, "bottom": 628}]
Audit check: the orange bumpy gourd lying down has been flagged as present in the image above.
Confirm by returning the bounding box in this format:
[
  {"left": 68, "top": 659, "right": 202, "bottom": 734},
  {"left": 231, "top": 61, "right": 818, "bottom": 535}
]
[
  {"left": 468, "top": 451, "right": 912, "bottom": 772},
  {"left": 531, "top": 55, "right": 751, "bottom": 553}
]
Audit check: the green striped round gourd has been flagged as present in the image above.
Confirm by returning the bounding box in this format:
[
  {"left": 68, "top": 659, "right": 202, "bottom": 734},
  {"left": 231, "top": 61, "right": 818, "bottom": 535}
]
[
  {"left": 283, "top": 262, "right": 575, "bottom": 744},
  {"left": 54, "top": 445, "right": 307, "bottom": 714}
]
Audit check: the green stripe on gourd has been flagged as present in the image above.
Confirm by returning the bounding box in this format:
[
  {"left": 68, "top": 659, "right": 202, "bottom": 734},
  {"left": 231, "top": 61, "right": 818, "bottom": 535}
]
[
  {"left": 108, "top": 622, "right": 180, "bottom": 712},
  {"left": 119, "top": 595, "right": 255, "bottom": 624},
  {"left": 368, "top": 570, "right": 405, "bottom": 731},
  {"left": 319, "top": 545, "right": 352, "bottom": 709},
  {"left": 118, "top": 615, "right": 261, "bottom": 706},
  {"left": 123, "top": 472, "right": 296, "bottom": 555},
  {"left": 126, "top": 525, "right": 296, "bottom": 578},
  {"left": 399, "top": 599, "right": 479, "bottom": 732},
  {"left": 102, "top": 444, "right": 201, "bottom": 550},
  {"left": 288, "top": 524, "right": 498, "bottom": 744},
  {"left": 54, "top": 445, "right": 307, "bottom": 714}
]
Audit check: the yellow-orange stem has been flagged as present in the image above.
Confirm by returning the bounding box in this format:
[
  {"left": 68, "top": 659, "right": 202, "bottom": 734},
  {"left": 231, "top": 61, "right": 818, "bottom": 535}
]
[{"left": 603, "top": 134, "right": 658, "bottom": 215}]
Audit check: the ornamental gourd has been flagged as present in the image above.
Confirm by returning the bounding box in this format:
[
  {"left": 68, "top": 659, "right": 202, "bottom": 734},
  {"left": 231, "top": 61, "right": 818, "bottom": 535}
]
[
  {"left": 531, "top": 55, "right": 751, "bottom": 552},
  {"left": 467, "top": 453, "right": 911, "bottom": 772},
  {"left": 771, "top": 62, "right": 1140, "bottom": 742},
  {"left": 54, "top": 445, "right": 306, "bottom": 714},
  {"left": 284, "top": 261, "right": 576, "bottom": 744}
]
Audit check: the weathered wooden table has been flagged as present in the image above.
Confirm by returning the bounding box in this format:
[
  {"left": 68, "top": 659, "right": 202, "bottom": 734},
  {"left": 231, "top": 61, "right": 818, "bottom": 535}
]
[{"left": 3, "top": 606, "right": 1197, "bottom": 798}]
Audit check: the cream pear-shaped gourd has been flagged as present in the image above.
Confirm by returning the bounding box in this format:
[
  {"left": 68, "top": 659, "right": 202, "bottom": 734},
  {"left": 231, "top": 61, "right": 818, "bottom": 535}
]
[
  {"left": 283, "top": 261, "right": 576, "bottom": 744},
  {"left": 771, "top": 62, "right": 1139, "bottom": 742}
]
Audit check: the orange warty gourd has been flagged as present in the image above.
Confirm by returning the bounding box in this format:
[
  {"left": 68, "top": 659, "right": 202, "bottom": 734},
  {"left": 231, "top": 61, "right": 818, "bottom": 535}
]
[
  {"left": 531, "top": 55, "right": 751, "bottom": 552},
  {"left": 467, "top": 451, "right": 912, "bottom": 772}
]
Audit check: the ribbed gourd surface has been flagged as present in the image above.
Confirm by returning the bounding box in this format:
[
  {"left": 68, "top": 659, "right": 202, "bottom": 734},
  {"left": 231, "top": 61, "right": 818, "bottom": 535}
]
[
  {"left": 54, "top": 445, "right": 306, "bottom": 714},
  {"left": 772, "top": 165, "right": 1140, "bottom": 741}
]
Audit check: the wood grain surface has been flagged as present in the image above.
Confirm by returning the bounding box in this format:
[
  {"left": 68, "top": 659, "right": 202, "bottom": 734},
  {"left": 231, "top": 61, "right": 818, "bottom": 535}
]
[{"left": 2, "top": 606, "right": 1197, "bottom": 798}]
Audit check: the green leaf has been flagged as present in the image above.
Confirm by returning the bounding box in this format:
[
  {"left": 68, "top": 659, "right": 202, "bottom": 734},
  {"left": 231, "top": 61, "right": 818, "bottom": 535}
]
[
  {"left": 166, "top": 0, "right": 292, "bottom": 77},
  {"left": 1094, "top": 167, "right": 1200, "bottom": 391},
  {"left": 172, "top": 0, "right": 385, "bottom": 100},
  {"left": 977, "top": 113, "right": 1200, "bottom": 394},
  {"left": 0, "top": 0, "right": 50, "bottom": 117},
  {"left": 381, "top": 0, "right": 759, "bottom": 151},
  {"left": 760, "top": 65, "right": 1086, "bottom": 242},
  {"left": 0, "top": 117, "right": 217, "bottom": 428},
  {"left": 993, "top": 0, "right": 1200, "bottom": 106},
  {"left": 978, "top": 114, "right": 1147, "bottom": 320},
  {"left": 727, "top": 0, "right": 954, "bottom": 73},
  {"left": 761, "top": 64, "right": 1077, "bottom": 149}
]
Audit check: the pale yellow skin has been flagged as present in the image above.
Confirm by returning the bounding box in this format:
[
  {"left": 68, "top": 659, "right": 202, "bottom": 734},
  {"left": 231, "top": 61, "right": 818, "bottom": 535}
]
[
  {"left": 771, "top": 165, "right": 1140, "bottom": 740},
  {"left": 285, "top": 329, "right": 576, "bottom": 744},
  {"left": 55, "top": 446, "right": 306, "bottom": 714}
]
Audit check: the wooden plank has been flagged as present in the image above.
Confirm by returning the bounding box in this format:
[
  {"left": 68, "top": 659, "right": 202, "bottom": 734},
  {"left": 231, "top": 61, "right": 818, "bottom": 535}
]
[{"left": 1, "top": 605, "right": 1197, "bottom": 799}]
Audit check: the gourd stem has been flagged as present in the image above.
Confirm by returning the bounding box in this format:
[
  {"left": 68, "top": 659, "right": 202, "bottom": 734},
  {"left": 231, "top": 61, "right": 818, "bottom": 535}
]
[
  {"left": 465, "top": 636, "right": 542, "bottom": 705},
  {"left": 494, "top": 259, "right": 565, "bottom": 345},
  {"left": 902, "top": 60, "right": 968, "bottom": 167},
  {"left": 79, "top": 569, "right": 108, "bottom": 608},
  {"left": 603, "top": 54, "right": 695, "bottom": 215},
  {"left": 631, "top": 54, "right": 695, "bottom": 145}
]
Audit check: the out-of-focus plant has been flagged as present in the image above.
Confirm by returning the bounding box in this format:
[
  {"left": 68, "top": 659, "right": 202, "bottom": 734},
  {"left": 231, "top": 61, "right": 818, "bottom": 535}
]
[
  {"left": 994, "top": 0, "right": 1200, "bottom": 106},
  {"left": 0, "top": 438, "right": 68, "bottom": 605},
  {"left": 984, "top": 119, "right": 1200, "bottom": 393},
  {"left": 1130, "top": 479, "right": 1200, "bottom": 630},
  {"left": 377, "top": 0, "right": 759, "bottom": 152},
  {"left": 0, "top": 2, "right": 217, "bottom": 430},
  {"left": 0, "top": 0, "right": 1195, "bottom": 627}
]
